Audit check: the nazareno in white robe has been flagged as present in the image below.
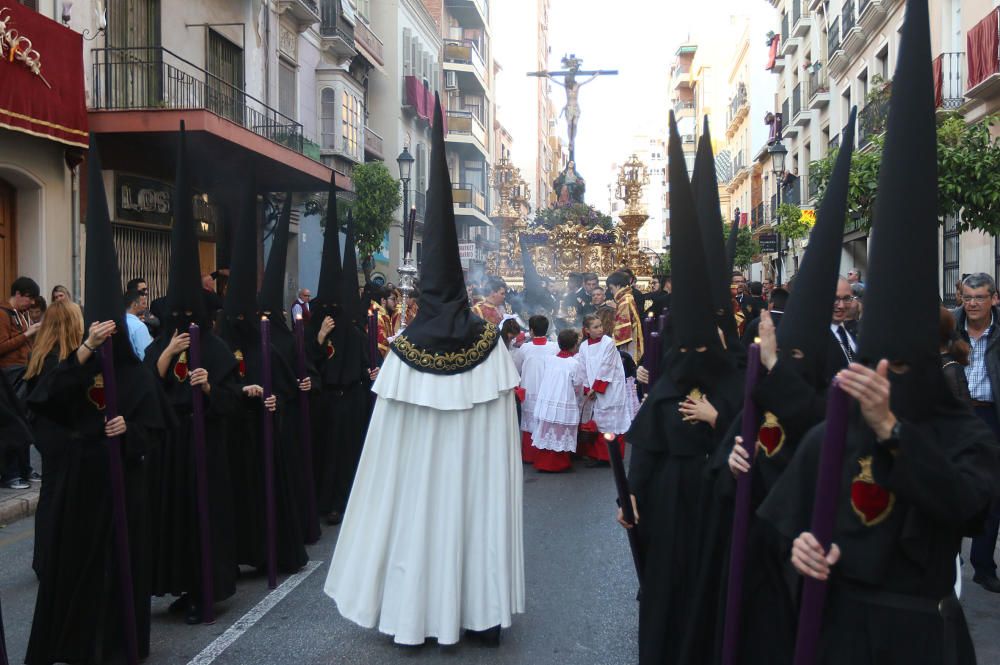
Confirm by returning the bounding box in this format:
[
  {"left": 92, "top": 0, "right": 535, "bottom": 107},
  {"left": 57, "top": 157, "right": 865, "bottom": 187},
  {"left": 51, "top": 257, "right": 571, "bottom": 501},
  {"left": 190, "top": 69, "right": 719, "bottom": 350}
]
[{"left": 324, "top": 343, "right": 525, "bottom": 645}]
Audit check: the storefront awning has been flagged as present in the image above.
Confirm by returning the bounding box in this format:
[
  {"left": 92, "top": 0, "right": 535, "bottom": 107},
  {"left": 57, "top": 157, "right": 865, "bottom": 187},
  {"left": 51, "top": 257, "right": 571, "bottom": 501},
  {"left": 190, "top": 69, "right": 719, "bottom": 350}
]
[{"left": 0, "top": 2, "right": 88, "bottom": 148}]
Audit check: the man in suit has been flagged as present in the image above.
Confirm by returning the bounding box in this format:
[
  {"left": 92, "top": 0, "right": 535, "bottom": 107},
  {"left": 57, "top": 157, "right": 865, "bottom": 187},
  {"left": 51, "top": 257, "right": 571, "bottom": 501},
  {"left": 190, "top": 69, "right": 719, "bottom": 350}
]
[
  {"left": 291, "top": 287, "right": 312, "bottom": 323},
  {"left": 827, "top": 276, "right": 858, "bottom": 381},
  {"left": 572, "top": 272, "right": 598, "bottom": 319},
  {"left": 646, "top": 274, "right": 671, "bottom": 318}
]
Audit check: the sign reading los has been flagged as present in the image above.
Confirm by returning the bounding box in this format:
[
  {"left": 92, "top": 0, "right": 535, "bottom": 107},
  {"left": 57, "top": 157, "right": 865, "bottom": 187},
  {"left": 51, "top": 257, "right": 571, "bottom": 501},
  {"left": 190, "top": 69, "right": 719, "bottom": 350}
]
[{"left": 117, "top": 175, "right": 173, "bottom": 227}]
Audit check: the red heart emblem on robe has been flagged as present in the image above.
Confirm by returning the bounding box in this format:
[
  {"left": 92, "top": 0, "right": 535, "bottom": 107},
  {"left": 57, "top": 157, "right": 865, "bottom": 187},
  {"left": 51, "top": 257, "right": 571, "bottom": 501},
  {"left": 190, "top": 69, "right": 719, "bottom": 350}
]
[
  {"left": 326, "top": 341, "right": 335, "bottom": 359},
  {"left": 174, "top": 351, "right": 189, "bottom": 382},
  {"left": 235, "top": 350, "right": 246, "bottom": 378},
  {"left": 850, "top": 456, "right": 895, "bottom": 526},
  {"left": 755, "top": 412, "right": 785, "bottom": 457},
  {"left": 87, "top": 375, "right": 106, "bottom": 411}
]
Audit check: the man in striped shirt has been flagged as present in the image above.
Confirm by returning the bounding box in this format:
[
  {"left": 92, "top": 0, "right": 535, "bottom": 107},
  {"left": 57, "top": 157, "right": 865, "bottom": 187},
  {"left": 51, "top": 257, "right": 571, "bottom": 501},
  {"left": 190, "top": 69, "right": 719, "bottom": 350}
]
[{"left": 956, "top": 272, "right": 1000, "bottom": 593}]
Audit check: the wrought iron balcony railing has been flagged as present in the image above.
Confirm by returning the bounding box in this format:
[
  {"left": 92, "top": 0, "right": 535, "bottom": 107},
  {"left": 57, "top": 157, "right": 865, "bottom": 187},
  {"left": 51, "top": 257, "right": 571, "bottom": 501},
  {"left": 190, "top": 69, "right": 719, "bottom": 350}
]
[{"left": 91, "top": 47, "right": 304, "bottom": 154}]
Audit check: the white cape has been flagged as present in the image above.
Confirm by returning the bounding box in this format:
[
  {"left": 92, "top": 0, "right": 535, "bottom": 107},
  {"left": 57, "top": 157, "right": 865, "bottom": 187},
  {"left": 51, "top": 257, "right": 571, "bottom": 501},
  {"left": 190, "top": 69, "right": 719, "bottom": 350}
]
[{"left": 324, "top": 344, "right": 525, "bottom": 645}]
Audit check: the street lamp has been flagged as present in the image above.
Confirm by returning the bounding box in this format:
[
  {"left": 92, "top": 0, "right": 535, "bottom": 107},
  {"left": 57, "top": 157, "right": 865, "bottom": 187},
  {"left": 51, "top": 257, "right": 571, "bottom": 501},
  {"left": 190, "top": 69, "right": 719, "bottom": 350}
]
[
  {"left": 768, "top": 140, "right": 788, "bottom": 286},
  {"left": 396, "top": 146, "right": 416, "bottom": 334}
]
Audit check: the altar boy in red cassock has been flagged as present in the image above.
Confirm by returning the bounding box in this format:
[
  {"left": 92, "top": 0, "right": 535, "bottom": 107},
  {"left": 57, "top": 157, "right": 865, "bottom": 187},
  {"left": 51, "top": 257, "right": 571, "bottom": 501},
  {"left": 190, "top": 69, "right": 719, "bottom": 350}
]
[
  {"left": 578, "top": 313, "right": 631, "bottom": 466},
  {"left": 531, "top": 329, "right": 587, "bottom": 473},
  {"left": 513, "top": 315, "right": 558, "bottom": 462}
]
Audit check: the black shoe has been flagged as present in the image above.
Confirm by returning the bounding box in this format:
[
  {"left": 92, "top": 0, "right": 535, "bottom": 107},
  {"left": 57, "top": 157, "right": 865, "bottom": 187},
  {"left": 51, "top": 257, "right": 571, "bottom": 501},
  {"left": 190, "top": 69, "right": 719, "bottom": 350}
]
[
  {"left": 185, "top": 602, "right": 203, "bottom": 625},
  {"left": 27, "top": 472, "right": 41, "bottom": 483},
  {"left": 325, "top": 511, "right": 343, "bottom": 526},
  {"left": 465, "top": 626, "right": 501, "bottom": 647},
  {"left": 973, "top": 572, "right": 1000, "bottom": 593},
  {"left": 2, "top": 478, "right": 29, "bottom": 490},
  {"left": 168, "top": 594, "right": 191, "bottom": 614}
]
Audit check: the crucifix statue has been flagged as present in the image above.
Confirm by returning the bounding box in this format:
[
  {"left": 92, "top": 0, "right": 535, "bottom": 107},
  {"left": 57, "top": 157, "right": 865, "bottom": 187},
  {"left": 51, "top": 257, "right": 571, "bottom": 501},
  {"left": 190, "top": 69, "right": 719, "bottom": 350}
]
[{"left": 528, "top": 55, "right": 618, "bottom": 163}]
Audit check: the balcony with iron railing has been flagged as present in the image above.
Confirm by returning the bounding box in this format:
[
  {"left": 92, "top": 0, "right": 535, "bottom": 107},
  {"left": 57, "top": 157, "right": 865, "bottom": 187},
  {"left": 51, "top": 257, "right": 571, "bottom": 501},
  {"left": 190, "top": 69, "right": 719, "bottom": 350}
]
[
  {"left": 363, "top": 124, "right": 383, "bottom": 160},
  {"left": 967, "top": 7, "right": 1000, "bottom": 101},
  {"left": 791, "top": 82, "right": 803, "bottom": 120},
  {"left": 783, "top": 177, "right": 802, "bottom": 206},
  {"left": 444, "top": 0, "right": 489, "bottom": 29},
  {"left": 319, "top": 0, "right": 357, "bottom": 58},
  {"left": 934, "top": 52, "right": 965, "bottom": 111},
  {"left": 857, "top": 83, "right": 890, "bottom": 148},
  {"left": 808, "top": 173, "right": 822, "bottom": 201},
  {"left": 446, "top": 109, "right": 488, "bottom": 155},
  {"left": 781, "top": 12, "right": 789, "bottom": 46},
  {"left": 443, "top": 39, "right": 488, "bottom": 92},
  {"left": 808, "top": 67, "right": 830, "bottom": 108},
  {"left": 452, "top": 183, "right": 487, "bottom": 214},
  {"left": 828, "top": 16, "right": 841, "bottom": 56},
  {"left": 277, "top": 0, "right": 321, "bottom": 30},
  {"left": 727, "top": 84, "right": 749, "bottom": 133},
  {"left": 353, "top": 18, "right": 384, "bottom": 66},
  {"left": 91, "top": 47, "right": 305, "bottom": 154},
  {"left": 792, "top": 0, "right": 812, "bottom": 38}
]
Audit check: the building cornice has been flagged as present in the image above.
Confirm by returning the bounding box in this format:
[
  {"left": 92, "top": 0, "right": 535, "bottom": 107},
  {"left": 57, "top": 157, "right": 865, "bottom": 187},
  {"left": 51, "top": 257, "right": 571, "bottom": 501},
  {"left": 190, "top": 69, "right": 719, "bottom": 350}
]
[{"left": 401, "top": 0, "right": 444, "bottom": 46}]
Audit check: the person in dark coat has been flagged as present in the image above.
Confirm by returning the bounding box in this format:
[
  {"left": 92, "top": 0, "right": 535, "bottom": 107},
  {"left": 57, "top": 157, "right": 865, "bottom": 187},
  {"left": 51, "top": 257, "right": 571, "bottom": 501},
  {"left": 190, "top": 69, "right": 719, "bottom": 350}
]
[
  {"left": 310, "top": 182, "right": 376, "bottom": 527},
  {"left": 940, "top": 306, "right": 972, "bottom": 407},
  {"left": 144, "top": 125, "right": 242, "bottom": 625},
  {"left": 25, "top": 137, "right": 167, "bottom": 664},
  {"left": 760, "top": 5, "right": 998, "bottom": 662},
  {"left": 740, "top": 286, "right": 787, "bottom": 347},
  {"left": 621, "top": 113, "right": 744, "bottom": 665},
  {"left": 217, "top": 188, "right": 308, "bottom": 574}
]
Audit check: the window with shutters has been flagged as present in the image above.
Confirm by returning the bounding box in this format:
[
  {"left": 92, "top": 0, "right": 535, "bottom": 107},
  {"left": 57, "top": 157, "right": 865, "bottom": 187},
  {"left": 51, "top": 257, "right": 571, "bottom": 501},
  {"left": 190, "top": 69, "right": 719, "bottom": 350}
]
[
  {"left": 17, "top": 0, "right": 38, "bottom": 10},
  {"left": 943, "top": 214, "right": 960, "bottom": 304},
  {"left": 279, "top": 58, "right": 297, "bottom": 121},
  {"left": 207, "top": 30, "right": 244, "bottom": 123}
]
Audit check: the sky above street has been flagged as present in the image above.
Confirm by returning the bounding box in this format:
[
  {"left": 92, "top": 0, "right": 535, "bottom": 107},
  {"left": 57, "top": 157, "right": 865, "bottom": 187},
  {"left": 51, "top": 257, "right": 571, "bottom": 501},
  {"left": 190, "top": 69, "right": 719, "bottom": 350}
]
[{"left": 497, "top": 0, "right": 775, "bottom": 213}]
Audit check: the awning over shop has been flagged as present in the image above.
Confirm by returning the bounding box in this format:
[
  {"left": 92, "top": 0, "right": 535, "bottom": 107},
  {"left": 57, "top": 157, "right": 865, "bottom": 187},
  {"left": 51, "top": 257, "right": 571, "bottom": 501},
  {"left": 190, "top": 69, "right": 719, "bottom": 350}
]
[{"left": 0, "top": 1, "right": 88, "bottom": 148}]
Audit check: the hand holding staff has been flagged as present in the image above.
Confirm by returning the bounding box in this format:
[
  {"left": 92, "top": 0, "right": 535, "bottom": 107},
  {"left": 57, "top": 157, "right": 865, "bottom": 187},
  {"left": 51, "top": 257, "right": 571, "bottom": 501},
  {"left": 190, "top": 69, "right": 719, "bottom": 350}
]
[{"left": 605, "top": 432, "right": 643, "bottom": 585}]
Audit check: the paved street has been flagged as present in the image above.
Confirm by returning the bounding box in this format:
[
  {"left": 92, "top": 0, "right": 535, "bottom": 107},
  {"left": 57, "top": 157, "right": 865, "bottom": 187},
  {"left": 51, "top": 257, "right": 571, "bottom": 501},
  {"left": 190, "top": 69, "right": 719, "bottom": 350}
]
[{"left": 4, "top": 460, "right": 1000, "bottom": 665}]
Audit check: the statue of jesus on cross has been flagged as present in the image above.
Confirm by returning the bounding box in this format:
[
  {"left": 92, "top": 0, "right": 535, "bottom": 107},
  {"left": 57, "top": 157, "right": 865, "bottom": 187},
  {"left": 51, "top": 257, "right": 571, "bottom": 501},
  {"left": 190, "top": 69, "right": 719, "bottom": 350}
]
[{"left": 528, "top": 55, "right": 618, "bottom": 163}]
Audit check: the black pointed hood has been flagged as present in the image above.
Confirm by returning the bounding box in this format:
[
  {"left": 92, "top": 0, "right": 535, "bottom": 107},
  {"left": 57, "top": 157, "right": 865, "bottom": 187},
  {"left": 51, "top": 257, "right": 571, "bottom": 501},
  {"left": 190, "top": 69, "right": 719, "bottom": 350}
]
[
  {"left": 726, "top": 216, "right": 740, "bottom": 273},
  {"left": 667, "top": 112, "right": 717, "bottom": 352},
  {"left": 260, "top": 194, "right": 292, "bottom": 320},
  {"left": 390, "top": 95, "right": 499, "bottom": 374},
  {"left": 520, "top": 236, "right": 555, "bottom": 314},
  {"left": 314, "top": 172, "right": 343, "bottom": 314},
  {"left": 84, "top": 135, "right": 137, "bottom": 365},
  {"left": 856, "top": 0, "right": 938, "bottom": 369},
  {"left": 692, "top": 116, "right": 736, "bottom": 340},
  {"left": 223, "top": 183, "right": 258, "bottom": 320},
  {"left": 340, "top": 212, "right": 364, "bottom": 327},
  {"left": 776, "top": 108, "right": 856, "bottom": 385},
  {"left": 165, "top": 122, "right": 208, "bottom": 332}
]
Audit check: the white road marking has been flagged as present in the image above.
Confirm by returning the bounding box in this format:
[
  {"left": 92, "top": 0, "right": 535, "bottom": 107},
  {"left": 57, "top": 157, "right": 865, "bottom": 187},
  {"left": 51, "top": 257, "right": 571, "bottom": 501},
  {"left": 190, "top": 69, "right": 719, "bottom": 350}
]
[{"left": 187, "top": 560, "right": 323, "bottom": 665}]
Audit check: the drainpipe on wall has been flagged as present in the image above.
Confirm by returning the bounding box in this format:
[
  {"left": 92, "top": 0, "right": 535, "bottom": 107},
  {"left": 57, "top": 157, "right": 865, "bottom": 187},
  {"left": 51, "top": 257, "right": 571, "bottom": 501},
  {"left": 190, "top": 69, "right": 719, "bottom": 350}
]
[{"left": 71, "top": 166, "right": 81, "bottom": 300}]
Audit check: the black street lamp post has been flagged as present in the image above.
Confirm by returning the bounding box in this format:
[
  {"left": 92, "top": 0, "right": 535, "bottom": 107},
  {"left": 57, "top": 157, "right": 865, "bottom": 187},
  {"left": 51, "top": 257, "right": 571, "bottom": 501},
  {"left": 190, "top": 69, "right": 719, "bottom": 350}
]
[{"left": 768, "top": 140, "right": 788, "bottom": 286}]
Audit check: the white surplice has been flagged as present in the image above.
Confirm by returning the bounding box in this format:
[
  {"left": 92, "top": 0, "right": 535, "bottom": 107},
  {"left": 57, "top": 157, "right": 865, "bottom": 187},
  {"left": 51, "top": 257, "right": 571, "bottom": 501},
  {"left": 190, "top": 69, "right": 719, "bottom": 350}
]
[
  {"left": 532, "top": 354, "right": 587, "bottom": 453},
  {"left": 578, "top": 335, "right": 632, "bottom": 435},
  {"left": 513, "top": 339, "right": 558, "bottom": 434},
  {"left": 324, "top": 344, "right": 525, "bottom": 645}
]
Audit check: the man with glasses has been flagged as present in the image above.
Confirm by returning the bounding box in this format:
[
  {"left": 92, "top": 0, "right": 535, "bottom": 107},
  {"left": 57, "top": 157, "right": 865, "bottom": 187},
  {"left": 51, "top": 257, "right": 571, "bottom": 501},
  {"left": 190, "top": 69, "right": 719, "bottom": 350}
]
[
  {"left": 954, "top": 272, "right": 1000, "bottom": 593},
  {"left": 828, "top": 277, "right": 858, "bottom": 380}
]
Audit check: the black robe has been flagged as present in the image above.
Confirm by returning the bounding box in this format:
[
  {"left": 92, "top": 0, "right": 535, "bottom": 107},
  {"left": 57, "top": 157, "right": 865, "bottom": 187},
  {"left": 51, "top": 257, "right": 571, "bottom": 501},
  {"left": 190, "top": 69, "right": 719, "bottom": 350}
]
[
  {"left": 311, "top": 319, "right": 372, "bottom": 517},
  {"left": 144, "top": 332, "right": 241, "bottom": 606},
  {"left": 625, "top": 365, "right": 743, "bottom": 665},
  {"left": 25, "top": 351, "right": 166, "bottom": 665},
  {"left": 758, "top": 405, "right": 1000, "bottom": 665},
  {"left": 217, "top": 320, "right": 308, "bottom": 573},
  {"left": 678, "top": 358, "right": 827, "bottom": 665}
]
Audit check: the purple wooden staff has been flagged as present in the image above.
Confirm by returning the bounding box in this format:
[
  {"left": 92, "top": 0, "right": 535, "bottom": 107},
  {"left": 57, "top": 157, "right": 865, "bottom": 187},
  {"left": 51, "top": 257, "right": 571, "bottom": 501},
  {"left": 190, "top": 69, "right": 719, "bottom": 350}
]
[
  {"left": 1, "top": 591, "right": 10, "bottom": 665},
  {"left": 259, "top": 317, "right": 278, "bottom": 590},
  {"left": 98, "top": 339, "right": 139, "bottom": 665},
  {"left": 792, "top": 383, "right": 851, "bottom": 665},
  {"left": 605, "top": 432, "right": 643, "bottom": 585},
  {"left": 720, "top": 343, "right": 762, "bottom": 665},
  {"left": 187, "top": 323, "right": 215, "bottom": 624},
  {"left": 293, "top": 313, "right": 320, "bottom": 543}
]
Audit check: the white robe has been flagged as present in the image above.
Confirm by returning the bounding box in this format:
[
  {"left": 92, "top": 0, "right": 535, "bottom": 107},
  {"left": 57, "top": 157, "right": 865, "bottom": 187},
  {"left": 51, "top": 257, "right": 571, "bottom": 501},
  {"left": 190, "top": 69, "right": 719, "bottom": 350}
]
[
  {"left": 532, "top": 354, "right": 586, "bottom": 452},
  {"left": 578, "top": 335, "right": 632, "bottom": 435},
  {"left": 514, "top": 339, "right": 559, "bottom": 434},
  {"left": 324, "top": 344, "right": 525, "bottom": 645}
]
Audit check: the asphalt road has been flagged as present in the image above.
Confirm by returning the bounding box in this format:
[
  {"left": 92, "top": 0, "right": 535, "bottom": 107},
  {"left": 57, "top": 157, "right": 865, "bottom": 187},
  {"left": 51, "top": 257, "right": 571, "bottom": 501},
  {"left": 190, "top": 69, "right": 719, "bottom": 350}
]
[{"left": 4, "top": 458, "right": 1000, "bottom": 665}]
